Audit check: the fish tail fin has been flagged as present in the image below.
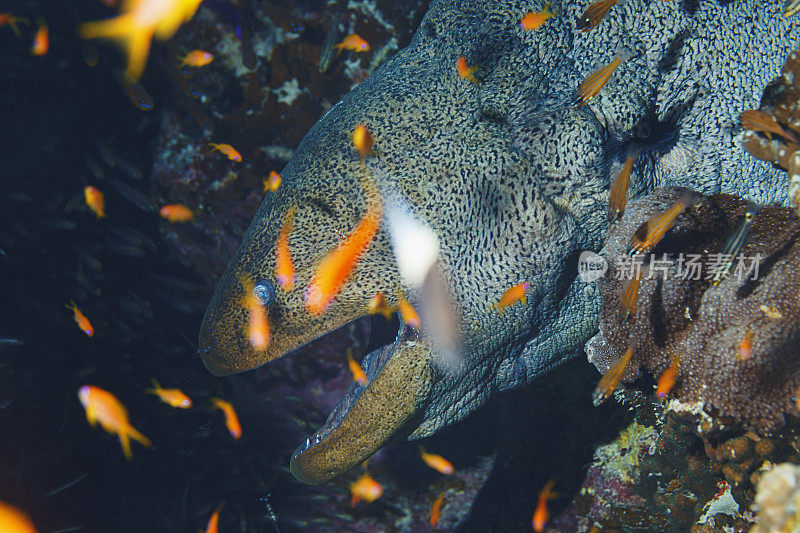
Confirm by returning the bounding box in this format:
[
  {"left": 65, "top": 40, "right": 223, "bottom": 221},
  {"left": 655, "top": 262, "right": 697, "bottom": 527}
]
[
  {"left": 65, "top": 300, "right": 77, "bottom": 311},
  {"left": 123, "top": 30, "right": 153, "bottom": 80},
  {"left": 119, "top": 432, "right": 133, "bottom": 460},
  {"left": 149, "top": 377, "right": 161, "bottom": 391},
  {"left": 79, "top": 14, "right": 133, "bottom": 42},
  {"left": 127, "top": 425, "right": 152, "bottom": 449},
  {"left": 9, "top": 19, "right": 25, "bottom": 37}
]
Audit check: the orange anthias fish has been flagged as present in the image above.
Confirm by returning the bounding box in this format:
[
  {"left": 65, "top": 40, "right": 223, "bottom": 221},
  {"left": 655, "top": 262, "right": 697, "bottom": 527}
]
[
  {"left": 740, "top": 109, "right": 799, "bottom": 144},
  {"left": 577, "top": 0, "right": 621, "bottom": 32},
  {"left": 456, "top": 56, "right": 479, "bottom": 83},
  {"left": 532, "top": 478, "right": 558, "bottom": 532},
  {"left": 147, "top": 378, "right": 192, "bottom": 408},
  {"left": 496, "top": 281, "right": 530, "bottom": 314},
  {"left": 347, "top": 349, "right": 368, "bottom": 386},
  {"left": 334, "top": 33, "right": 370, "bottom": 54},
  {"left": 205, "top": 502, "right": 224, "bottom": 533},
  {"left": 738, "top": 328, "right": 755, "bottom": 361},
  {"left": 397, "top": 293, "right": 421, "bottom": 329},
  {"left": 66, "top": 300, "right": 94, "bottom": 337},
  {"left": 628, "top": 194, "right": 696, "bottom": 255},
  {"left": 275, "top": 206, "right": 296, "bottom": 291},
  {"left": 79, "top": 0, "right": 203, "bottom": 80},
  {"left": 30, "top": 20, "right": 48, "bottom": 56},
  {"left": 211, "top": 397, "right": 242, "bottom": 440},
  {"left": 0, "top": 13, "right": 29, "bottom": 37},
  {"left": 430, "top": 492, "right": 445, "bottom": 528},
  {"left": 608, "top": 151, "right": 635, "bottom": 222},
  {"left": 520, "top": 3, "right": 555, "bottom": 30},
  {"left": 78, "top": 385, "right": 152, "bottom": 460},
  {"left": 305, "top": 178, "right": 382, "bottom": 315},
  {"left": 619, "top": 267, "right": 642, "bottom": 323},
  {"left": 656, "top": 356, "right": 680, "bottom": 399},
  {"left": 84, "top": 185, "right": 106, "bottom": 218},
  {"left": 367, "top": 292, "right": 394, "bottom": 320},
  {"left": 263, "top": 170, "right": 282, "bottom": 193},
  {"left": 239, "top": 276, "right": 270, "bottom": 351},
  {"left": 577, "top": 50, "right": 631, "bottom": 106},
  {"left": 0, "top": 500, "right": 37, "bottom": 533},
  {"left": 209, "top": 143, "right": 242, "bottom": 162},
  {"left": 352, "top": 124, "right": 375, "bottom": 160},
  {"left": 159, "top": 204, "right": 194, "bottom": 222},
  {"left": 592, "top": 346, "right": 634, "bottom": 406},
  {"left": 419, "top": 447, "right": 454, "bottom": 475},
  {"left": 349, "top": 471, "right": 383, "bottom": 507},
  {"left": 181, "top": 49, "right": 214, "bottom": 67}
]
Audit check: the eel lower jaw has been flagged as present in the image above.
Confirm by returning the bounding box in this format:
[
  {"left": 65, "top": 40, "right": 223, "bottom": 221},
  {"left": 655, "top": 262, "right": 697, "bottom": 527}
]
[{"left": 289, "top": 323, "right": 434, "bottom": 485}]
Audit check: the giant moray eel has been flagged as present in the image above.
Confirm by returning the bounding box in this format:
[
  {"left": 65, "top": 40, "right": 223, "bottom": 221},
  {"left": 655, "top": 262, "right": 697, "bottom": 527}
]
[{"left": 199, "top": 0, "right": 800, "bottom": 484}]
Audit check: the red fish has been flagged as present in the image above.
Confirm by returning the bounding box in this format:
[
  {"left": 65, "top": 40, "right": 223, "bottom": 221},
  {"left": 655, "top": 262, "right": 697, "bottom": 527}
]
[
  {"left": 532, "top": 478, "right": 558, "bottom": 532},
  {"left": 430, "top": 492, "right": 445, "bottom": 528},
  {"left": 367, "top": 292, "right": 394, "bottom": 320},
  {"left": 205, "top": 502, "right": 224, "bottom": 533},
  {"left": 608, "top": 151, "right": 636, "bottom": 222},
  {"left": 592, "top": 346, "right": 633, "bottom": 406},
  {"left": 352, "top": 124, "right": 374, "bottom": 159},
  {"left": 456, "top": 56, "right": 479, "bottom": 83},
  {"left": 419, "top": 447, "right": 454, "bottom": 475},
  {"left": 181, "top": 49, "right": 213, "bottom": 67},
  {"left": 0, "top": 500, "right": 37, "bottom": 533},
  {"left": 496, "top": 281, "right": 530, "bottom": 314},
  {"left": 349, "top": 471, "right": 383, "bottom": 506},
  {"left": 347, "top": 349, "right": 368, "bottom": 386},
  {"left": 577, "top": 49, "right": 631, "bottom": 106},
  {"left": 159, "top": 204, "right": 193, "bottom": 222},
  {"left": 520, "top": 3, "right": 555, "bottom": 30},
  {"left": 209, "top": 143, "right": 242, "bottom": 162},
  {"left": 275, "top": 206, "right": 296, "bottom": 291},
  {"left": 738, "top": 328, "right": 755, "bottom": 361},
  {"left": 84, "top": 185, "right": 106, "bottom": 219},
  {"left": 577, "top": 0, "right": 621, "bottom": 32},
  {"left": 628, "top": 194, "right": 696, "bottom": 255},
  {"left": 656, "top": 356, "right": 679, "bottom": 399},
  {"left": 334, "top": 34, "right": 369, "bottom": 54},
  {"left": 78, "top": 385, "right": 152, "bottom": 459},
  {"left": 397, "top": 293, "right": 421, "bottom": 329},
  {"left": 263, "top": 170, "right": 281, "bottom": 193},
  {"left": 619, "top": 267, "right": 642, "bottom": 322},
  {"left": 0, "top": 13, "right": 28, "bottom": 36},
  {"left": 239, "top": 276, "right": 270, "bottom": 351},
  {"left": 66, "top": 300, "right": 95, "bottom": 337},
  {"left": 211, "top": 397, "right": 242, "bottom": 440},
  {"left": 31, "top": 20, "right": 48, "bottom": 56}
]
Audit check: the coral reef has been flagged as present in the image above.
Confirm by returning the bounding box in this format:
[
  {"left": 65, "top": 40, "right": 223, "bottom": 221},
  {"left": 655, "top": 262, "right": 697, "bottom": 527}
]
[{"left": 750, "top": 463, "right": 800, "bottom": 533}]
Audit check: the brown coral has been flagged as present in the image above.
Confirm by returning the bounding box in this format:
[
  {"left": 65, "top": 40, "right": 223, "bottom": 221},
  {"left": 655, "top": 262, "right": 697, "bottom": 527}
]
[{"left": 587, "top": 187, "right": 800, "bottom": 433}]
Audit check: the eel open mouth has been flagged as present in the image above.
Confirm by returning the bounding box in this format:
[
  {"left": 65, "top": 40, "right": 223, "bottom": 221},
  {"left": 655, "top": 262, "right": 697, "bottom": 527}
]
[{"left": 289, "top": 319, "right": 433, "bottom": 485}]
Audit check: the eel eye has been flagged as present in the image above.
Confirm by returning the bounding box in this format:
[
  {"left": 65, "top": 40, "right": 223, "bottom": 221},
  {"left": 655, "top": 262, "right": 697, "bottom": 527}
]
[{"left": 253, "top": 280, "right": 276, "bottom": 306}]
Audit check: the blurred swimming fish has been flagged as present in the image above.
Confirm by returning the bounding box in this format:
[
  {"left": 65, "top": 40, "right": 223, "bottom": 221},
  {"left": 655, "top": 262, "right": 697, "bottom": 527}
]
[
  {"left": 656, "top": 355, "right": 679, "bottom": 399},
  {"left": 305, "top": 177, "right": 382, "bottom": 314},
  {"left": 66, "top": 300, "right": 94, "bottom": 337},
  {"left": 263, "top": 170, "right": 281, "bottom": 193},
  {"left": 367, "top": 292, "right": 393, "bottom": 320},
  {"left": 608, "top": 150, "right": 636, "bottom": 222},
  {"left": 738, "top": 328, "right": 755, "bottom": 361},
  {"left": 159, "top": 204, "right": 194, "bottom": 222},
  {"left": 495, "top": 281, "right": 530, "bottom": 314},
  {"left": 205, "top": 502, "right": 224, "bottom": 533},
  {"left": 397, "top": 293, "right": 421, "bottom": 329},
  {"left": 0, "top": 500, "right": 37, "bottom": 533},
  {"left": 577, "top": 49, "right": 632, "bottom": 106},
  {"left": 520, "top": 3, "right": 555, "bottom": 30},
  {"left": 740, "top": 109, "right": 799, "bottom": 144},
  {"left": 113, "top": 70, "right": 154, "bottom": 111},
  {"left": 211, "top": 397, "right": 242, "bottom": 440},
  {"left": 181, "top": 49, "right": 213, "bottom": 67},
  {"left": 419, "top": 447, "right": 454, "bottom": 475},
  {"left": 30, "top": 20, "right": 48, "bottom": 56},
  {"left": 79, "top": 0, "right": 203, "bottom": 80},
  {"left": 619, "top": 267, "right": 642, "bottom": 322},
  {"left": 349, "top": 471, "right": 383, "bottom": 507},
  {"left": 711, "top": 202, "right": 758, "bottom": 285},
  {"left": 347, "top": 349, "right": 367, "bottom": 386},
  {"left": 577, "top": 0, "right": 623, "bottom": 32},
  {"left": 84, "top": 186, "right": 106, "bottom": 219},
  {"left": 275, "top": 206, "right": 296, "bottom": 291},
  {"left": 592, "top": 345, "right": 633, "bottom": 406},
  {"left": 628, "top": 193, "right": 696, "bottom": 255},
  {"left": 456, "top": 56, "right": 479, "bottom": 83},
  {"left": 430, "top": 492, "right": 444, "bottom": 528},
  {"left": 352, "top": 124, "right": 374, "bottom": 160},
  {"left": 334, "top": 33, "right": 369, "bottom": 54},
  {"left": 318, "top": 16, "right": 338, "bottom": 73},
  {"left": 0, "top": 13, "right": 28, "bottom": 37},
  {"left": 209, "top": 143, "right": 242, "bottom": 162},
  {"left": 78, "top": 385, "right": 151, "bottom": 460},
  {"left": 147, "top": 378, "right": 192, "bottom": 408},
  {"left": 108, "top": 176, "right": 157, "bottom": 210},
  {"left": 532, "top": 478, "right": 558, "bottom": 532}
]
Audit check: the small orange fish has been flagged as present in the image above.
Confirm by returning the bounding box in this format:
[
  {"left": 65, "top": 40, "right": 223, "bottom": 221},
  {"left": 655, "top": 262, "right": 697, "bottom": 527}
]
[
  {"left": 740, "top": 109, "right": 799, "bottom": 144},
  {"left": 66, "top": 300, "right": 94, "bottom": 337},
  {"left": 419, "top": 447, "right": 454, "bottom": 475},
  {"left": 592, "top": 345, "right": 633, "bottom": 406},
  {"left": 496, "top": 281, "right": 530, "bottom": 314},
  {"left": 275, "top": 206, "right": 296, "bottom": 292},
  {"left": 609, "top": 152, "right": 635, "bottom": 222},
  {"left": 0, "top": 13, "right": 28, "bottom": 36},
  {"left": 349, "top": 471, "right": 383, "bottom": 507},
  {"left": 628, "top": 193, "right": 696, "bottom": 255},
  {"left": 456, "top": 56, "right": 479, "bottom": 83},
  {"left": 31, "top": 20, "right": 48, "bottom": 56},
  {"left": 0, "top": 500, "right": 37, "bottom": 533},
  {"left": 656, "top": 356, "right": 680, "bottom": 399},
  {"left": 532, "top": 478, "right": 558, "bottom": 532},
  {"left": 520, "top": 3, "right": 555, "bottom": 30},
  {"left": 738, "top": 328, "right": 755, "bottom": 361},
  {"left": 147, "top": 378, "right": 192, "bottom": 408},
  {"left": 78, "top": 385, "right": 152, "bottom": 460},
  {"left": 84, "top": 185, "right": 106, "bottom": 219},
  {"left": 181, "top": 49, "right": 213, "bottom": 67},
  {"left": 263, "top": 170, "right": 281, "bottom": 193},
  {"left": 398, "top": 294, "right": 421, "bottom": 329},
  {"left": 430, "top": 492, "right": 445, "bottom": 528},
  {"left": 239, "top": 276, "right": 270, "bottom": 351},
  {"left": 367, "top": 292, "right": 394, "bottom": 321},
  {"left": 347, "top": 349, "right": 367, "bottom": 386},
  {"left": 209, "top": 143, "right": 242, "bottom": 162},
  {"left": 577, "top": 50, "right": 631, "bottom": 106},
  {"left": 159, "top": 204, "right": 194, "bottom": 222},
  {"left": 334, "top": 33, "right": 370, "bottom": 54},
  {"left": 305, "top": 178, "right": 382, "bottom": 314},
  {"left": 577, "top": 0, "right": 620, "bottom": 32},
  {"left": 205, "top": 502, "right": 224, "bottom": 533},
  {"left": 211, "top": 397, "right": 242, "bottom": 440},
  {"left": 619, "top": 267, "right": 642, "bottom": 322},
  {"left": 352, "top": 124, "right": 374, "bottom": 159}
]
